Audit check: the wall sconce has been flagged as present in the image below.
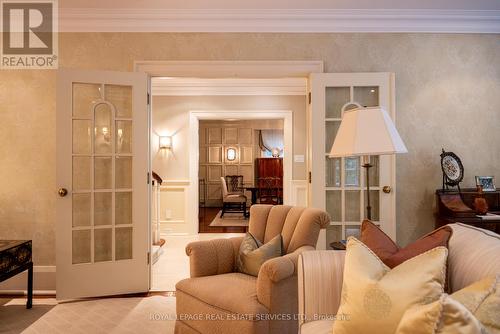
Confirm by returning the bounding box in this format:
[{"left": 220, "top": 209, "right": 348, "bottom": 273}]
[
  {"left": 226, "top": 148, "right": 237, "bottom": 161},
  {"left": 159, "top": 136, "right": 172, "bottom": 149}
]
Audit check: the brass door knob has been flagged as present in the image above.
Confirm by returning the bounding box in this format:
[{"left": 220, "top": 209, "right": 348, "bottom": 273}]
[
  {"left": 382, "top": 186, "right": 392, "bottom": 194},
  {"left": 58, "top": 188, "right": 68, "bottom": 197}
]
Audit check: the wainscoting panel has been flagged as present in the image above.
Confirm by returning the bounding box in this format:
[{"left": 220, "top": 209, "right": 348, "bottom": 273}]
[
  {"left": 290, "top": 180, "right": 308, "bottom": 207},
  {"left": 158, "top": 181, "right": 190, "bottom": 234}
]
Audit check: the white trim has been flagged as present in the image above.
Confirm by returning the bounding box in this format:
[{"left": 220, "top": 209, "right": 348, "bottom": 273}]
[
  {"left": 60, "top": 9, "right": 500, "bottom": 33},
  {"left": 151, "top": 78, "right": 308, "bottom": 96},
  {"left": 189, "top": 110, "right": 294, "bottom": 234},
  {"left": 135, "top": 61, "right": 324, "bottom": 78}
]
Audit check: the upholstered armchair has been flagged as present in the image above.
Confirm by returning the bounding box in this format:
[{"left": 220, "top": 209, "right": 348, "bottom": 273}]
[{"left": 175, "top": 205, "right": 330, "bottom": 334}]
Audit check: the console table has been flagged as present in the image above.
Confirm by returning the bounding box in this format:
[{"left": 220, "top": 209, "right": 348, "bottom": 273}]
[
  {"left": 435, "top": 189, "right": 500, "bottom": 234},
  {"left": 0, "top": 240, "right": 33, "bottom": 308}
]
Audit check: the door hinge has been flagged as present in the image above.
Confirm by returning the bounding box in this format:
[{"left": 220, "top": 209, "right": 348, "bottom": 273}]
[
  {"left": 147, "top": 172, "right": 150, "bottom": 184},
  {"left": 308, "top": 171, "right": 312, "bottom": 183},
  {"left": 147, "top": 92, "right": 150, "bottom": 105},
  {"left": 308, "top": 92, "right": 311, "bottom": 104},
  {"left": 147, "top": 251, "right": 150, "bottom": 265}
]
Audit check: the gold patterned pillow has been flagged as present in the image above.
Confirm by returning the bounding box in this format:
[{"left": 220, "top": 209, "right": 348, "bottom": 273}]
[
  {"left": 236, "top": 233, "right": 282, "bottom": 276},
  {"left": 332, "top": 237, "right": 447, "bottom": 334},
  {"left": 396, "top": 294, "right": 485, "bottom": 334},
  {"left": 451, "top": 275, "right": 500, "bottom": 333}
]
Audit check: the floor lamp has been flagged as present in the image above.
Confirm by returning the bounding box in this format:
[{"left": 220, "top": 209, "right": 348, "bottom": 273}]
[{"left": 329, "top": 107, "right": 407, "bottom": 220}]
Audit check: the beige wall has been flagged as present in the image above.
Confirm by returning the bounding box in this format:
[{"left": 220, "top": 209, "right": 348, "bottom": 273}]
[{"left": 0, "top": 33, "right": 499, "bottom": 266}]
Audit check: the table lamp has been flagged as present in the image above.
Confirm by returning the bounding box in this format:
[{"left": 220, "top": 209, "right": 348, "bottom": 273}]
[{"left": 329, "top": 107, "right": 407, "bottom": 220}]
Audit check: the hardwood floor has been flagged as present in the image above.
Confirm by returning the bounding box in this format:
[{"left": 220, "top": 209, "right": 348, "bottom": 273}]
[{"left": 198, "top": 207, "right": 247, "bottom": 233}]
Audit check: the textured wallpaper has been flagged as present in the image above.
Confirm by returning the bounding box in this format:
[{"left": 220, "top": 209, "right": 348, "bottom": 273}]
[{"left": 0, "top": 33, "right": 498, "bottom": 265}]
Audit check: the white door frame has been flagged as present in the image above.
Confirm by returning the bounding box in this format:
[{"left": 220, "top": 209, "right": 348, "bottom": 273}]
[{"left": 189, "top": 110, "right": 293, "bottom": 234}]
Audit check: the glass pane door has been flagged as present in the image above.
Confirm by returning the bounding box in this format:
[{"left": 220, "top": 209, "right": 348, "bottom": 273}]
[
  {"left": 72, "top": 83, "right": 134, "bottom": 264},
  {"left": 57, "top": 69, "right": 148, "bottom": 300}
]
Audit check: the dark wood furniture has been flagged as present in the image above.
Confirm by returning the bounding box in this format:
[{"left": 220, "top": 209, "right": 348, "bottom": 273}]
[
  {"left": 0, "top": 240, "right": 33, "bottom": 308},
  {"left": 435, "top": 189, "right": 500, "bottom": 234},
  {"left": 225, "top": 175, "right": 244, "bottom": 193},
  {"left": 255, "top": 158, "right": 283, "bottom": 203},
  {"left": 245, "top": 186, "right": 284, "bottom": 205},
  {"left": 257, "top": 177, "right": 281, "bottom": 204}
]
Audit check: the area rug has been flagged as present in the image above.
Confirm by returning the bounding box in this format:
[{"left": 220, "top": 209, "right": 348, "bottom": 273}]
[
  {"left": 0, "top": 295, "right": 176, "bottom": 333},
  {"left": 209, "top": 210, "right": 249, "bottom": 227}
]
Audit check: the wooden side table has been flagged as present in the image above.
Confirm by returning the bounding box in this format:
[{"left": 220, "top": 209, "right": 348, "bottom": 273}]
[{"left": 0, "top": 240, "right": 33, "bottom": 308}]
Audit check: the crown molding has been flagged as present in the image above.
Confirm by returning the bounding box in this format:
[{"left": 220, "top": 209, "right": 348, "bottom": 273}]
[
  {"left": 151, "top": 77, "right": 307, "bottom": 96},
  {"left": 59, "top": 9, "right": 500, "bottom": 33}
]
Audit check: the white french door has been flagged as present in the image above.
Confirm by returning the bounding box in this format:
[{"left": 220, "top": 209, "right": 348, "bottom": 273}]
[
  {"left": 308, "top": 73, "right": 396, "bottom": 249},
  {"left": 56, "top": 69, "right": 150, "bottom": 300}
]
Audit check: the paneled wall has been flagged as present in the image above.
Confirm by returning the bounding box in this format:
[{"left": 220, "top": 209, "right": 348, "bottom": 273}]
[{"left": 199, "top": 120, "right": 283, "bottom": 207}]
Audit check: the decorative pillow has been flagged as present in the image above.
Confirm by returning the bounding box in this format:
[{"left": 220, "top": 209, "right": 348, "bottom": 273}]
[
  {"left": 360, "top": 220, "right": 453, "bottom": 268},
  {"left": 396, "top": 294, "right": 485, "bottom": 334},
  {"left": 236, "top": 232, "right": 262, "bottom": 273},
  {"left": 451, "top": 275, "right": 500, "bottom": 333},
  {"left": 236, "top": 233, "right": 283, "bottom": 276},
  {"left": 332, "top": 237, "right": 447, "bottom": 334}
]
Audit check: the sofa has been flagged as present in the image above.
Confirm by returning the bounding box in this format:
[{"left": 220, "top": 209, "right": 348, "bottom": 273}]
[
  {"left": 175, "top": 204, "right": 330, "bottom": 334},
  {"left": 297, "top": 223, "right": 500, "bottom": 334}
]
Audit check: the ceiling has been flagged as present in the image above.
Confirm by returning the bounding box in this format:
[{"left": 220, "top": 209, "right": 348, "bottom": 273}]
[{"left": 59, "top": 0, "right": 500, "bottom": 10}]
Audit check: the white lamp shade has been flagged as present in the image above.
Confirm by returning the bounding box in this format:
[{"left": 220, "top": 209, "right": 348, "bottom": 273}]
[{"left": 329, "top": 107, "right": 407, "bottom": 157}]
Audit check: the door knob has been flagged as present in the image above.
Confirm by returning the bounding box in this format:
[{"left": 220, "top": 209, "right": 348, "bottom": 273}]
[
  {"left": 58, "top": 188, "right": 68, "bottom": 197},
  {"left": 382, "top": 186, "right": 392, "bottom": 194}
]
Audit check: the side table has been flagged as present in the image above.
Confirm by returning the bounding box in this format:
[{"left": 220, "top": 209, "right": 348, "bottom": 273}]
[{"left": 0, "top": 240, "right": 33, "bottom": 308}]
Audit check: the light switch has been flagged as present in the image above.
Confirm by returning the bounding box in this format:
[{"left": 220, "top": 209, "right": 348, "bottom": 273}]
[{"left": 294, "top": 155, "right": 305, "bottom": 163}]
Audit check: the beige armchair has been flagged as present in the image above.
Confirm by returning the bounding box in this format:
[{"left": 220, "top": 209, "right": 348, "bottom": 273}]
[{"left": 175, "top": 205, "right": 330, "bottom": 334}]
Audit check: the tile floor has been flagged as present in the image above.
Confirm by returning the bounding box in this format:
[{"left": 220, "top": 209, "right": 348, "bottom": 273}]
[{"left": 150, "top": 233, "right": 244, "bottom": 291}]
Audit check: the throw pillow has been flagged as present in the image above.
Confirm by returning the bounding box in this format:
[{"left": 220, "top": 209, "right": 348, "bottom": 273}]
[
  {"left": 332, "top": 237, "right": 447, "bottom": 334},
  {"left": 396, "top": 294, "right": 485, "bottom": 334},
  {"left": 237, "top": 233, "right": 283, "bottom": 276},
  {"left": 360, "top": 220, "right": 453, "bottom": 268},
  {"left": 236, "top": 232, "right": 262, "bottom": 273},
  {"left": 451, "top": 275, "right": 500, "bottom": 333}
]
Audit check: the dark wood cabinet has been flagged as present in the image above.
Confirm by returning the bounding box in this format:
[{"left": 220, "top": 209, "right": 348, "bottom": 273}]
[
  {"left": 255, "top": 158, "right": 283, "bottom": 204},
  {"left": 255, "top": 158, "right": 283, "bottom": 185},
  {"left": 435, "top": 189, "right": 500, "bottom": 234}
]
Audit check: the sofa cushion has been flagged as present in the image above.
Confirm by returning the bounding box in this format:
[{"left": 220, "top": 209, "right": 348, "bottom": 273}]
[
  {"left": 332, "top": 237, "right": 447, "bottom": 334},
  {"left": 300, "top": 320, "right": 334, "bottom": 334},
  {"left": 396, "top": 294, "right": 484, "bottom": 334},
  {"left": 451, "top": 275, "right": 500, "bottom": 333},
  {"left": 448, "top": 223, "right": 500, "bottom": 292},
  {"left": 176, "top": 273, "right": 269, "bottom": 316},
  {"left": 360, "top": 220, "right": 452, "bottom": 268}
]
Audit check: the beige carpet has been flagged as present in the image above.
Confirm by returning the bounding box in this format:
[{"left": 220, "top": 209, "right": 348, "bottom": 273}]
[
  {"left": 0, "top": 296, "right": 176, "bottom": 334},
  {"left": 209, "top": 210, "right": 249, "bottom": 227}
]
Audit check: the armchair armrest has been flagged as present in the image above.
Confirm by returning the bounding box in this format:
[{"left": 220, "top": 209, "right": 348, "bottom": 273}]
[
  {"left": 256, "top": 245, "right": 314, "bottom": 310},
  {"left": 185, "top": 237, "right": 243, "bottom": 277},
  {"left": 298, "top": 250, "right": 346, "bottom": 326}
]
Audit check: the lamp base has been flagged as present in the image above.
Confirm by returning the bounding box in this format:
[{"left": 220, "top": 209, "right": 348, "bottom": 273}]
[{"left": 362, "top": 160, "right": 373, "bottom": 220}]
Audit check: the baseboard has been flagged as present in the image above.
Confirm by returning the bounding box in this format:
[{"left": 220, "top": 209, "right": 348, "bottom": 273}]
[{"left": 0, "top": 265, "right": 56, "bottom": 293}]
